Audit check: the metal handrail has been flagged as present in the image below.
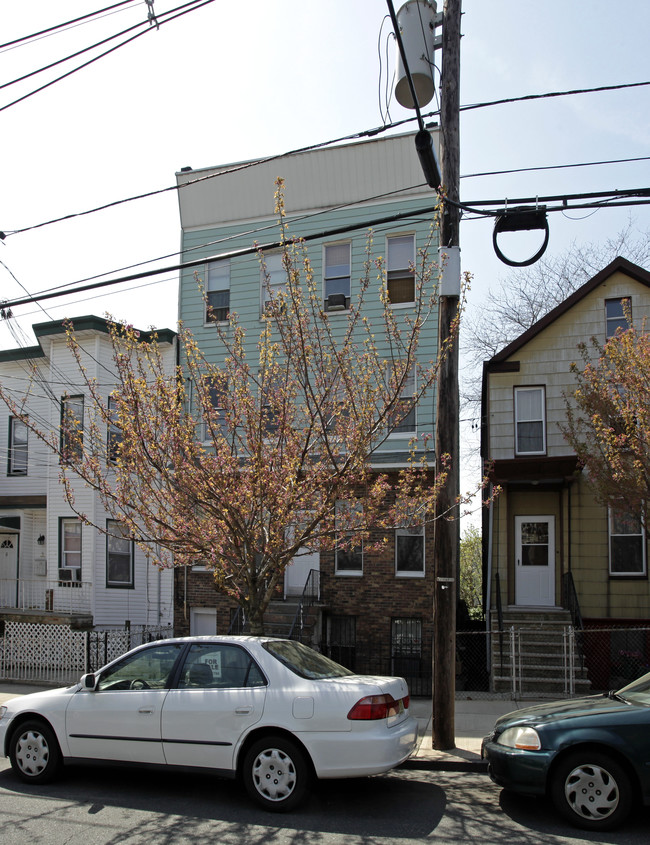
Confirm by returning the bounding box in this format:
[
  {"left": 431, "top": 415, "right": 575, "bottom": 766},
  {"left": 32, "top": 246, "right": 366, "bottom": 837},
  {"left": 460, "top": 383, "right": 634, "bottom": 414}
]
[
  {"left": 288, "top": 569, "right": 321, "bottom": 640},
  {"left": 562, "top": 571, "right": 584, "bottom": 630}
]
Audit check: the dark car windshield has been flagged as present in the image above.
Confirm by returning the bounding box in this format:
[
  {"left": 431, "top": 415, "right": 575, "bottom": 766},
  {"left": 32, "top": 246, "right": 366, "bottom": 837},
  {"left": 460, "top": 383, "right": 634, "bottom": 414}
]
[
  {"left": 616, "top": 670, "right": 650, "bottom": 704},
  {"left": 263, "top": 640, "right": 354, "bottom": 680}
]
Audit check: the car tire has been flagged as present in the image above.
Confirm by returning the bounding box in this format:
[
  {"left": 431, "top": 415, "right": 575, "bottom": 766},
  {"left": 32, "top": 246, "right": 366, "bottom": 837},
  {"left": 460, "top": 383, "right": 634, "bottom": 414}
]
[
  {"left": 550, "top": 750, "right": 633, "bottom": 831},
  {"left": 9, "top": 720, "right": 62, "bottom": 784},
  {"left": 242, "top": 735, "right": 310, "bottom": 811}
]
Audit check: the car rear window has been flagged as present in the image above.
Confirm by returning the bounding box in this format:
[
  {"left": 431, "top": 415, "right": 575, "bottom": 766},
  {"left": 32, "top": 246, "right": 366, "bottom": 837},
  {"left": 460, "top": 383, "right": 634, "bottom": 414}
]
[{"left": 263, "top": 640, "right": 354, "bottom": 680}]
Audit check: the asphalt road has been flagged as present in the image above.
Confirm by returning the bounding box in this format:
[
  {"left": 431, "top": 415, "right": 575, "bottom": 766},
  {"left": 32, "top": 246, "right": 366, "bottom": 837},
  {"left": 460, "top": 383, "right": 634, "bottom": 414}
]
[{"left": 1, "top": 757, "right": 649, "bottom": 845}]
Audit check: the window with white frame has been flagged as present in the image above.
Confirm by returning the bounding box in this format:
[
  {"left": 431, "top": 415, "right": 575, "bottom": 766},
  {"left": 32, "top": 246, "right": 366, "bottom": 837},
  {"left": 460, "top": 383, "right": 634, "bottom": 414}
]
[
  {"left": 395, "top": 525, "right": 425, "bottom": 576},
  {"left": 261, "top": 253, "right": 286, "bottom": 310},
  {"left": 59, "top": 517, "right": 82, "bottom": 581},
  {"left": 609, "top": 508, "right": 646, "bottom": 576},
  {"left": 106, "top": 520, "right": 134, "bottom": 587},
  {"left": 514, "top": 386, "right": 545, "bottom": 455},
  {"left": 324, "top": 243, "right": 351, "bottom": 310},
  {"left": 387, "top": 234, "right": 415, "bottom": 304},
  {"left": 60, "top": 395, "right": 84, "bottom": 463},
  {"left": 335, "top": 500, "right": 363, "bottom": 575},
  {"left": 389, "top": 363, "right": 416, "bottom": 435},
  {"left": 107, "top": 395, "right": 123, "bottom": 463},
  {"left": 606, "top": 297, "right": 631, "bottom": 339},
  {"left": 8, "top": 416, "right": 28, "bottom": 476},
  {"left": 205, "top": 259, "right": 230, "bottom": 323}
]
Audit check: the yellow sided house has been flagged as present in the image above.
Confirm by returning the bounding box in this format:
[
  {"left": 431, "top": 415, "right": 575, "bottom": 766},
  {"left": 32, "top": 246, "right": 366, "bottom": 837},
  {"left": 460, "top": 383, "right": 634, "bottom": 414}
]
[{"left": 481, "top": 256, "right": 650, "bottom": 696}]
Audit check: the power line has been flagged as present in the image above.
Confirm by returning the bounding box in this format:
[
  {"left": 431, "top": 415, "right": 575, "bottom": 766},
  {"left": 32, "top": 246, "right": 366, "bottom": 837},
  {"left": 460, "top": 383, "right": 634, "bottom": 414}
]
[
  {"left": 0, "top": 0, "right": 214, "bottom": 115},
  {"left": 0, "top": 1, "right": 138, "bottom": 50},
  {"left": 3, "top": 77, "right": 648, "bottom": 239},
  {"left": 460, "top": 156, "right": 650, "bottom": 180},
  {"left": 3, "top": 186, "right": 650, "bottom": 311}
]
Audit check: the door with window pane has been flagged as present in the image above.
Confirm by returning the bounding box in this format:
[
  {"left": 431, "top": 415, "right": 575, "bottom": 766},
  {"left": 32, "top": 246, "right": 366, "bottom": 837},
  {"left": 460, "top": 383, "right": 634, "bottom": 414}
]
[{"left": 515, "top": 516, "right": 555, "bottom": 606}]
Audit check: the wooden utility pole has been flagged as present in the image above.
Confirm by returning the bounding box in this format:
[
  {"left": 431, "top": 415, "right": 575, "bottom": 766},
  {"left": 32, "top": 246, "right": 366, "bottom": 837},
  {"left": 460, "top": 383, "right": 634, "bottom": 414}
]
[{"left": 432, "top": 0, "right": 462, "bottom": 751}]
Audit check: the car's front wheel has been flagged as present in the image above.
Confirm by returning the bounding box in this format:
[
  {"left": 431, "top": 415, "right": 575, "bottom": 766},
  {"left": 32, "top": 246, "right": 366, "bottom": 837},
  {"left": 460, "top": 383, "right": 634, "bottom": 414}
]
[
  {"left": 9, "top": 720, "right": 62, "bottom": 784},
  {"left": 550, "top": 750, "right": 633, "bottom": 831},
  {"left": 243, "top": 735, "right": 310, "bottom": 811}
]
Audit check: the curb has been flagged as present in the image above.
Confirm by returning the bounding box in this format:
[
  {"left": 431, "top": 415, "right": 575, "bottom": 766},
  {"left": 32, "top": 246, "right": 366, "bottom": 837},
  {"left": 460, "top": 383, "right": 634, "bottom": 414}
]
[{"left": 401, "top": 757, "right": 488, "bottom": 773}]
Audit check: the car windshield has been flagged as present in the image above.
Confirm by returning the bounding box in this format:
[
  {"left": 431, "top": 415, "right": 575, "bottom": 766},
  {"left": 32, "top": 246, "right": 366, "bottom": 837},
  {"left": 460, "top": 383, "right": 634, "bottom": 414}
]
[
  {"left": 616, "top": 670, "right": 650, "bottom": 704},
  {"left": 264, "top": 640, "right": 354, "bottom": 680}
]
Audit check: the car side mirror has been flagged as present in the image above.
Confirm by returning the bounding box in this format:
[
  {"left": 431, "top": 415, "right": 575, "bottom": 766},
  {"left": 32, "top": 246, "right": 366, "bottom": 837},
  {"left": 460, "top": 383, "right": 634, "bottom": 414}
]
[{"left": 80, "top": 673, "right": 96, "bottom": 690}]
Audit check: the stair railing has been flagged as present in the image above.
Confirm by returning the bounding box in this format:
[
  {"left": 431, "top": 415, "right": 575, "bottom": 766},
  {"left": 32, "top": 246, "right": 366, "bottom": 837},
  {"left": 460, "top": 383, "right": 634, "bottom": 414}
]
[{"left": 288, "top": 569, "right": 321, "bottom": 640}]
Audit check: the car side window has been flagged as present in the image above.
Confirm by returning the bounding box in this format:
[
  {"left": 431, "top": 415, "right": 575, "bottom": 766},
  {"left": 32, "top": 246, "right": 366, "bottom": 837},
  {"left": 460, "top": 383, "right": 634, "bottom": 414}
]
[
  {"left": 178, "top": 643, "right": 266, "bottom": 689},
  {"left": 96, "top": 643, "right": 184, "bottom": 691}
]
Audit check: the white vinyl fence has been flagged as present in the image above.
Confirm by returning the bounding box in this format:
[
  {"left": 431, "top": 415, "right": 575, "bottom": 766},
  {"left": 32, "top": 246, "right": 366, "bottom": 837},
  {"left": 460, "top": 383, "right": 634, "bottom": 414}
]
[{"left": 0, "top": 621, "right": 173, "bottom": 685}]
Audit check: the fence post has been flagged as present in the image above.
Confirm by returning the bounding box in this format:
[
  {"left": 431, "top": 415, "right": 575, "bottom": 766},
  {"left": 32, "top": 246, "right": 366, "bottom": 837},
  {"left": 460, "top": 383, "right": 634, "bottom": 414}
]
[
  {"left": 509, "top": 626, "right": 519, "bottom": 699},
  {"left": 568, "top": 626, "right": 575, "bottom": 697}
]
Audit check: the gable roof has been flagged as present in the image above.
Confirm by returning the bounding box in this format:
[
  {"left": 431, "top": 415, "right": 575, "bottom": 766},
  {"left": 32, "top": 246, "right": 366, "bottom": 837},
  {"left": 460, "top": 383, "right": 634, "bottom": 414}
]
[{"left": 486, "top": 256, "right": 650, "bottom": 367}]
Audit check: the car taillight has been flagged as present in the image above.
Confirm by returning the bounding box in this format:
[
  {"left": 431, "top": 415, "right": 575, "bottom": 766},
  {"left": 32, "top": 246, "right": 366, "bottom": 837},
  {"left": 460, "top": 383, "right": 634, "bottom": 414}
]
[{"left": 347, "top": 694, "right": 406, "bottom": 720}]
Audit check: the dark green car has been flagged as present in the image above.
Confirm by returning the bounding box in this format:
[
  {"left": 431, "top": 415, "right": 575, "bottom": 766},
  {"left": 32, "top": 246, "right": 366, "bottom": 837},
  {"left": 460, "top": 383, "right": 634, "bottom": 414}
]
[{"left": 482, "top": 672, "right": 650, "bottom": 831}]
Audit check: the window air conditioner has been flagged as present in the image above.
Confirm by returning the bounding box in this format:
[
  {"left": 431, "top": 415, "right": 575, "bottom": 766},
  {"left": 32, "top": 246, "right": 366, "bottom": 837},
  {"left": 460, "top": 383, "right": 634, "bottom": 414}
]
[{"left": 326, "top": 293, "right": 347, "bottom": 311}]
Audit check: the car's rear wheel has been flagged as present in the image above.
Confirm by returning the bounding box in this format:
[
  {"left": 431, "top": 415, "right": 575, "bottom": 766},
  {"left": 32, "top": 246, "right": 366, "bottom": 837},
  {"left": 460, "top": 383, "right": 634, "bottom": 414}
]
[
  {"left": 550, "top": 750, "right": 633, "bottom": 831},
  {"left": 9, "top": 720, "right": 62, "bottom": 784},
  {"left": 243, "top": 735, "right": 310, "bottom": 811}
]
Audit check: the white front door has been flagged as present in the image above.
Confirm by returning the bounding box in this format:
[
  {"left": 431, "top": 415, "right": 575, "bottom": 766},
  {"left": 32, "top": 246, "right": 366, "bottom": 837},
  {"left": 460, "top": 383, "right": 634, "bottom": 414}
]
[
  {"left": 515, "top": 516, "right": 555, "bottom": 606},
  {"left": 0, "top": 533, "right": 19, "bottom": 607}
]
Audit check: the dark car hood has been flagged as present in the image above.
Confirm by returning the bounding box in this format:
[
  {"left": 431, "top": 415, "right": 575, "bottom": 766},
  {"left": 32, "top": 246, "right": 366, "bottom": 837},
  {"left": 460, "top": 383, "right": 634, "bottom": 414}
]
[{"left": 494, "top": 694, "right": 635, "bottom": 731}]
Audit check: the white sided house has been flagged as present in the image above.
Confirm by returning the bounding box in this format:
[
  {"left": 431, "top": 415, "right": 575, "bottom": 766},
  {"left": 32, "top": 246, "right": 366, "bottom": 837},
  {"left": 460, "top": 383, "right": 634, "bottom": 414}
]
[{"left": 0, "top": 316, "right": 176, "bottom": 631}]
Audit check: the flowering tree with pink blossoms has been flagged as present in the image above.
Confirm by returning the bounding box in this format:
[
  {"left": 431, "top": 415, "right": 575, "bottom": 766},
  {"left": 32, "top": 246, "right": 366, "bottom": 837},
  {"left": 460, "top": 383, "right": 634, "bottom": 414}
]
[{"left": 1, "top": 187, "right": 479, "bottom": 634}]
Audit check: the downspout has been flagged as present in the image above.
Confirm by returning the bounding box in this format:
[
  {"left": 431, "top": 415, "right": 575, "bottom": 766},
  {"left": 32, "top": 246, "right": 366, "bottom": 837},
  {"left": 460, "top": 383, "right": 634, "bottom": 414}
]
[{"left": 485, "top": 487, "right": 494, "bottom": 669}]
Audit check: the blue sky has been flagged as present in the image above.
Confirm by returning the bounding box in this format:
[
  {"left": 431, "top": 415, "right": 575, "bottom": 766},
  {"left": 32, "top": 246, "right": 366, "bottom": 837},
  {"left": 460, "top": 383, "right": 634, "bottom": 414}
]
[{"left": 1, "top": 0, "right": 648, "bottom": 525}]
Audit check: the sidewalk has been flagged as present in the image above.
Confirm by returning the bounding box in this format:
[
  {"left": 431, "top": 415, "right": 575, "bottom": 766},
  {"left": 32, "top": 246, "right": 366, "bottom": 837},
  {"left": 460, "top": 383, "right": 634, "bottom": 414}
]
[
  {"left": 405, "top": 695, "right": 541, "bottom": 771},
  {"left": 0, "top": 684, "right": 535, "bottom": 772}
]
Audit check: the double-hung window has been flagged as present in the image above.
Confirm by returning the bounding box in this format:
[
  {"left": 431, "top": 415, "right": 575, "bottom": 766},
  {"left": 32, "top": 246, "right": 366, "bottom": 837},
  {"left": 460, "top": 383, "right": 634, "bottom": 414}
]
[
  {"left": 203, "top": 377, "right": 228, "bottom": 441},
  {"left": 395, "top": 525, "right": 425, "bottom": 576},
  {"left": 335, "top": 500, "right": 363, "bottom": 575},
  {"left": 59, "top": 517, "right": 82, "bottom": 582},
  {"left": 205, "top": 259, "right": 230, "bottom": 323},
  {"left": 107, "top": 395, "right": 123, "bottom": 463},
  {"left": 387, "top": 235, "right": 415, "bottom": 304},
  {"left": 61, "top": 395, "right": 84, "bottom": 463},
  {"left": 261, "top": 253, "right": 286, "bottom": 311},
  {"left": 606, "top": 297, "right": 631, "bottom": 339},
  {"left": 609, "top": 508, "right": 646, "bottom": 576},
  {"left": 324, "top": 243, "right": 351, "bottom": 311},
  {"left": 514, "top": 386, "right": 545, "bottom": 455},
  {"left": 389, "top": 363, "right": 416, "bottom": 435},
  {"left": 8, "top": 416, "right": 28, "bottom": 476},
  {"left": 106, "top": 520, "right": 134, "bottom": 587}
]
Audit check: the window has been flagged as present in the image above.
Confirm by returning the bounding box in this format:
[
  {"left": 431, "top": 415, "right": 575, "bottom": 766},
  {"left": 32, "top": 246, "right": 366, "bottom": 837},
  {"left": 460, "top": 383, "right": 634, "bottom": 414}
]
[
  {"left": 202, "top": 377, "right": 228, "bottom": 441},
  {"left": 324, "top": 243, "right": 351, "bottom": 310},
  {"left": 387, "top": 235, "right": 415, "bottom": 304},
  {"left": 609, "top": 508, "right": 646, "bottom": 576},
  {"left": 389, "top": 363, "right": 416, "bottom": 435},
  {"left": 205, "top": 259, "right": 230, "bottom": 323},
  {"left": 107, "top": 396, "right": 123, "bottom": 463},
  {"left": 59, "top": 517, "right": 82, "bottom": 582},
  {"left": 261, "top": 253, "right": 286, "bottom": 310},
  {"left": 335, "top": 500, "right": 363, "bottom": 575},
  {"left": 8, "top": 417, "right": 27, "bottom": 476},
  {"left": 391, "top": 617, "right": 423, "bottom": 682},
  {"left": 179, "top": 642, "right": 266, "bottom": 688},
  {"left": 106, "top": 520, "right": 134, "bottom": 587},
  {"left": 61, "top": 395, "right": 84, "bottom": 462},
  {"left": 514, "top": 386, "right": 545, "bottom": 455},
  {"left": 96, "top": 642, "right": 185, "bottom": 691},
  {"left": 606, "top": 297, "right": 631, "bottom": 339},
  {"left": 395, "top": 525, "right": 425, "bottom": 576}
]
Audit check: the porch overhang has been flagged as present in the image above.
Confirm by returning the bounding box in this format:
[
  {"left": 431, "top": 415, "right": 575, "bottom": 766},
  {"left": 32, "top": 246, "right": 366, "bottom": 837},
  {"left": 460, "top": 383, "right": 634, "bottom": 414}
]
[{"left": 488, "top": 455, "right": 581, "bottom": 486}]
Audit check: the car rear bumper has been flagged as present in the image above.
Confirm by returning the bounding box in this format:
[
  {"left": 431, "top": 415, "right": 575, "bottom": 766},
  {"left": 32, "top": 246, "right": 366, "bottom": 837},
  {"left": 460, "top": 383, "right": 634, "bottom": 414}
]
[
  {"left": 482, "top": 738, "right": 553, "bottom": 796},
  {"left": 303, "top": 714, "right": 418, "bottom": 778}
]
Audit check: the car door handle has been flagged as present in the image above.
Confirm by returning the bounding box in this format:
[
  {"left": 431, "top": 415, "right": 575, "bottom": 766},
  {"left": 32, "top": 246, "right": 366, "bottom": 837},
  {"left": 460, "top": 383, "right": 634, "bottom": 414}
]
[
  {"left": 235, "top": 706, "right": 253, "bottom": 715},
  {"left": 139, "top": 707, "right": 154, "bottom": 714}
]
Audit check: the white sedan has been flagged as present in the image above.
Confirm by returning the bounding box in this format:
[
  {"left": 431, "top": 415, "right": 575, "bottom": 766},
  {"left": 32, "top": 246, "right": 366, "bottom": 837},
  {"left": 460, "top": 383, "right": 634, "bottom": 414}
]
[{"left": 0, "top": 636, "right": 417, "bottom": 810}]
